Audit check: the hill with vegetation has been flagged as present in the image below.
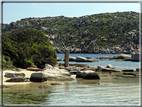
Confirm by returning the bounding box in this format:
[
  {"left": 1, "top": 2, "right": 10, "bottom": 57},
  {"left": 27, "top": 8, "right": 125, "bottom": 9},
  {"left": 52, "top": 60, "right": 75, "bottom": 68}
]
[
  {"left": 2, "top": 28, "right": 57, "bottom": 69},
  {"left": 2, "top": 11, "right": 140, "bottom": 54}
]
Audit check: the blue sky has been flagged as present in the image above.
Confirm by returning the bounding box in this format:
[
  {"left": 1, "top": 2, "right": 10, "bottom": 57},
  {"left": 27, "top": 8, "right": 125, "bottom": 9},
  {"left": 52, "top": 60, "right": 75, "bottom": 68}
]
[{"left": 3, "top": 3, "right": 140, "bottom": 24}]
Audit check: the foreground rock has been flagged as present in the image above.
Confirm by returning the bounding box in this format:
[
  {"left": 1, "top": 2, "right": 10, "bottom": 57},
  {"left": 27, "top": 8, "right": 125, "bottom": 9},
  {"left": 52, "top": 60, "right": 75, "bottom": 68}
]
[
  {"left": 6, "top": 77, "right": 28, "bottom": 82},
  {"left": 4, "top": 73, "right": 25, "bottom": 78},
  {"left": 30, "top": 64, "right": 73, "bottom": 82},
  {"left": 76, "top": 70, "right": 100, "bottom": 79}
]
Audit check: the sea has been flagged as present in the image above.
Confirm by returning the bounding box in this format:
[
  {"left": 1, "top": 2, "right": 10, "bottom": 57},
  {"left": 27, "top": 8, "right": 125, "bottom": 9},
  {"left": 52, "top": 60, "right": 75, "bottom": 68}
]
[{"left": 2, "top": 54, "right": 141, "bottom": 106}]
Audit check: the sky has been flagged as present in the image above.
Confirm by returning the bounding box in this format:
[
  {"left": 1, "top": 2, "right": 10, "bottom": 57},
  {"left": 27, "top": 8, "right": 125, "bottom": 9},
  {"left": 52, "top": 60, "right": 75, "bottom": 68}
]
[{"left": 2, "top": 2, "right": 140, "bottom": 24}]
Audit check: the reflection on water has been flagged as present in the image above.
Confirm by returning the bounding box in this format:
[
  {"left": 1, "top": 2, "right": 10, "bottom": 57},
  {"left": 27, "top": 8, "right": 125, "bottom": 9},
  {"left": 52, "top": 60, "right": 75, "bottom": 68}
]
[
  {"left": 3, "top": 82, "right": 55, "bottom": 104},
  {"left": 3, "top": 76, "right": 140, "bottom": 105}
]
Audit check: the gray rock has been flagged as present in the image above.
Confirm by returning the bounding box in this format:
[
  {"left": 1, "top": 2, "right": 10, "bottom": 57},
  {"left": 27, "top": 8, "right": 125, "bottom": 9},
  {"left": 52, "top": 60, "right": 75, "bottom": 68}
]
[
  {"left": 65, "top": 66, "right": 80, "bottom": 74},
  {"left": 106, "top": 64, "right": 115, "bottom": 69},
  {"left": 69, "top": 57, "right": 76, "bottom": 61},
  {"left": 6, "top": 77, "right": 26, "bottom": 82},
  {"left": 4, "top": 73, "right": 25, "bottom": 78},
  {"left": 30, "top": 73, "right": 47, "bottom": 82},
  {"left": 131, "top": 54, "right": 139, "bottom": 61},
  {"left": 30, "top": 64, "right": 73, "bottom": 82},
  {"left": 76, "top": 70, "right": 100, "bottom": 79},
  {"left": 97, "top": 65, "right": 118, "bottom": 72},
  {"left": 113, "top": 54, "right": 131, "bottom": 59},
  {"left": 76, "top": 56, "right": 88, "bottom": 62},
  {"left": 122, "top": 69, "right": 134, "bottom": 72},
  {"left": 86, "top": 57, "right": 93, "bottom": 59}
]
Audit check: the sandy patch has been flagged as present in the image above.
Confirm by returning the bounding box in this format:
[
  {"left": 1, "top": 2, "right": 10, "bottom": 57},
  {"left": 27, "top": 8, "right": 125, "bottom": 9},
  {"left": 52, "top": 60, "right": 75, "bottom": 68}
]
[{"left": 2, "top": 68, "right": 37, "bottom": 86}]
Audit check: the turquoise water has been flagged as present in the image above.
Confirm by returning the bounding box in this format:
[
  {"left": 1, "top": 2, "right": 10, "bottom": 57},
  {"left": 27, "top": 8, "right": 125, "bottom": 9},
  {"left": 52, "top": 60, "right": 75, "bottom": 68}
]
[
  {"left": 3, "top": 76, "right": 140, "bottom": 106},
  {"left": 2, "top": 54, "right": 141, "bottom": 106},
  {"left": 57, "top": 53, "right": 140, "bottom": 71}
]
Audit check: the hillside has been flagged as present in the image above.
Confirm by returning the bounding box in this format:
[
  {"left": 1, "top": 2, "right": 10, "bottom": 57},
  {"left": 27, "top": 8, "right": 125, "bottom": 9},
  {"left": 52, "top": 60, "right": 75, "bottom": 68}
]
[{"left": 2, "top": 11, "right": 140, "bottom": 54}]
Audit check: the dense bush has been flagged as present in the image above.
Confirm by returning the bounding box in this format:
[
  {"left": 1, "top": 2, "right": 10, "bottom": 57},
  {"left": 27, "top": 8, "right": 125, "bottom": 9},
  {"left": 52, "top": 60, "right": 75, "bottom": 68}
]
[{"left": 2, "top": 28, "right": 57, "bottom": 68}]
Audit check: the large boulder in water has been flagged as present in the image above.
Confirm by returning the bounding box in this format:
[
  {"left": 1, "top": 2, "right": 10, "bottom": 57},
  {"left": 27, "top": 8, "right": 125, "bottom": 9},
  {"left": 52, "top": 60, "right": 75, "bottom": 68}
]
[
  {"left": 76, "top": 56, "right": 98, "bottom": 62},
  {"left": 69, "top": 57, "right": 76, "bottom": 61},
  {"left": 113, "top": 54, "right": 131, "bottom": 59},
  {"left": 76, "top": 70, "right": 100, "bottom": 79},
  {"left": 76, "top": 56, "right": 88, "bottom": 62}
]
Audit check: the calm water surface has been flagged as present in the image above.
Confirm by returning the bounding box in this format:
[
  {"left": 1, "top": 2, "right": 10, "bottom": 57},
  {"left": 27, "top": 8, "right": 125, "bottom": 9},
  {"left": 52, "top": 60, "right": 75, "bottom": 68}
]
[
  {"left": 2, "top": 54, "right": 141, "bottom": 106},
  {"left": 57, "top": 53, "right": 140, "bottom": 70}
]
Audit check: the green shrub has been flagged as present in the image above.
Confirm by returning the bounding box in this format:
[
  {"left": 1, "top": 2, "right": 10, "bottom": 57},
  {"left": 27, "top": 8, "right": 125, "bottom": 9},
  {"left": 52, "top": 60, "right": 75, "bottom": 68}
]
[
  {"left": 2, "top": 28, "right": 57, "bottom": 68},
  {"left": 2, "top": 55, "right": 16, "bottom": 70}
]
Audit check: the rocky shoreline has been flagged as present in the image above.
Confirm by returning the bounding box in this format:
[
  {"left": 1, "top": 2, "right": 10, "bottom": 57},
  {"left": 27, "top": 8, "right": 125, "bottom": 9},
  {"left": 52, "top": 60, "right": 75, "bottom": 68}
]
[{"left": 2, "top": 54, "right": 140, "bottom": 88}]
